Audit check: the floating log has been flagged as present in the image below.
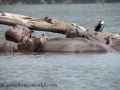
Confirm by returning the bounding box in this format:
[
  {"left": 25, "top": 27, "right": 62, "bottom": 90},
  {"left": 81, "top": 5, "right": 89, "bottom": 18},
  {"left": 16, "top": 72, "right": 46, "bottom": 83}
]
[
  {"left": 0, "top": 12, "right": 78, "bottom": 34},
  {"left": 0, "top": 12, "right": 120, "bottom": 38}
]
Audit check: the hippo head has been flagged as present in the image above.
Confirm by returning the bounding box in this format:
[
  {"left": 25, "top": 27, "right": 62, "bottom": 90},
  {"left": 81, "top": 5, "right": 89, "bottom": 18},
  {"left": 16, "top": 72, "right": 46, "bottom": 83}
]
[
  {"left": 66, "top": 28, "right": 77, "bottom": 38},
  {"left": 17, "top": 33, "right": 49, "bottom": 52},
  {"left": 5, "top": 25, "right": 34, "bottom": 43},
  {"left": 66, "top": 27, "right": 87, "bottom": 38},
  {"left": 17, "top": 38, "right": 40, "bottom": 52}
]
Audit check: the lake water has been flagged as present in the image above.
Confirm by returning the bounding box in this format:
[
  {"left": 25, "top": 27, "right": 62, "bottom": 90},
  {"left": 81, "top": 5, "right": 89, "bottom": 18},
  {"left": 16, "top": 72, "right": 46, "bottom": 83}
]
[{"left": 0, "top": 4, "right": 120, "bottom": 90}]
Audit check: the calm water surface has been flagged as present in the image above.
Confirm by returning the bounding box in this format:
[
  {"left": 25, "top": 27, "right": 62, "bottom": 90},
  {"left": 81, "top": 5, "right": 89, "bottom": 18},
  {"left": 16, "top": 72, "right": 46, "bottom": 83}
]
[{"left": 0, "top": 4, "right": 120, "bottom": 90}]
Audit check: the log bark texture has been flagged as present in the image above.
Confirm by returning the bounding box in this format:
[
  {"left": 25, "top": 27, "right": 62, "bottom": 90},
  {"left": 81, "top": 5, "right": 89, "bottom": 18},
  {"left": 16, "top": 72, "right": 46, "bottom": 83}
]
[
  {"left": 0, "top": 12, "right": 76, "bottom": 34},
  {"left": 0, "top": 12, "right": 120, "bottom": 38}
]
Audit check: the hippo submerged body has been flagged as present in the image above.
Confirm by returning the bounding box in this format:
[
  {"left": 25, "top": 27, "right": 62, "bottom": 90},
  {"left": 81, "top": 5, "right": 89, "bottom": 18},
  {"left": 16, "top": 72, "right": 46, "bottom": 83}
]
[
  {"left": 36, "top": 38, "right": 114, "bottom": 53},
  {"left": 0, "top": 37, "right": 18, "bottom": 52},
  {"left": 0, "top": 37, "right": 42, "bottom": 52},
  {"left": 0, "top": 37, "right": 115, "bottom": 53}
]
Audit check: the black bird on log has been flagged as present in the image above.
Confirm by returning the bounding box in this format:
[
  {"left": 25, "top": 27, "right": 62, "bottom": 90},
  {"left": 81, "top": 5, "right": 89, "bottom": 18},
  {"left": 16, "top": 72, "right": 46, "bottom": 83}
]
[{"left": 94, "top": 21, "right": 104, "bottom": 32}]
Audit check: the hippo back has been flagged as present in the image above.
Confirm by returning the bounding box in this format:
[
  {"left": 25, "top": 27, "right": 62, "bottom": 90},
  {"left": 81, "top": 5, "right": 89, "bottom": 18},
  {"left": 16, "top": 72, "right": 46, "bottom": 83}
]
[
  {"left": 36, "top": 38, "right": 114, "bottom": 53},
  {"left": 0, "top": 37, "right": 18, "bottom": 52},
  {"left": 109, "top": 39, "right": 120, "bottom": 51}
]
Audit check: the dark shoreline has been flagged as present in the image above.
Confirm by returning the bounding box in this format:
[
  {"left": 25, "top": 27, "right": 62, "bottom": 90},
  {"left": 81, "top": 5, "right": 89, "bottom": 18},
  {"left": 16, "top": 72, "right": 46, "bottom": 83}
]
[{"left": 0, "top": 2, "right": 120, "bottom": 5}]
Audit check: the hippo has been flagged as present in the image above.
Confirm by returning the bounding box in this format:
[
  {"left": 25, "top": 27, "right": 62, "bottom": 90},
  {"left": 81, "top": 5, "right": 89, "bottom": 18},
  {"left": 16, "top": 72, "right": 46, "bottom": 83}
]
[
  {"left": 5, "top": 24, "right": 35, "bottom": 43},
  {"left": 108, "top": 38, "right": 120, "bottom": 51},
  {"left": 0, "top": 24, "right": 49, "bottom": 52},
  {"left": 66, "top": 28, "right": 110, "bottom": 44},
  {"left": 66, "top": 28, "right": 120, "bottom": 51},
  {"left": 1, "top": 25, "right": 116, "bottom": 53},
  {"left": 0, "top": 37, "right": 20, "bottom": 52},
  {"left": 0, "top": 37, "right": 42, "bottom": 52},
  {"left": 36, "top": 37, "right": 115, "bottom": 53}
]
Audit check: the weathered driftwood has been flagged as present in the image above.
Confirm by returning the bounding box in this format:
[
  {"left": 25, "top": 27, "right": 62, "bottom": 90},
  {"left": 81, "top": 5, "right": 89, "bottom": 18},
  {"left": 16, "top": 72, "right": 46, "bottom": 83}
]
[
  {"left": 0, "top": 12, "right": 77, "bottom": 34},
  {"left": 0, "top": 12, "right": 120, "bottom": 38}
]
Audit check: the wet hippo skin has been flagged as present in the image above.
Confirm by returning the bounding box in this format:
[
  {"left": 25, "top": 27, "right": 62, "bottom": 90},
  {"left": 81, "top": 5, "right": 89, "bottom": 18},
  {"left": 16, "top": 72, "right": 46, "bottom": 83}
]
[
  {"left": 109, "top": 39, "right": 120, "bottom": 51},
  {"left": 0, "top": 37, "right": 118, "bottom": 53},
  {"left": 66, "top": 29, "right": 107, "bottom": 44},
  {"left": 0, "top": 37, "right": 18, "bottom": 52},
  {"left": 66, "top": 28, "right": 120, "bottom": 51},
  {"left": 5, "top": 25, "right": 34, "bottom": 43},
  {"left": 0, "top": 37, "right": 41, "bottom": 52},
  {"left": 36, "top": 38, "right": 115, "bottom": 53}
]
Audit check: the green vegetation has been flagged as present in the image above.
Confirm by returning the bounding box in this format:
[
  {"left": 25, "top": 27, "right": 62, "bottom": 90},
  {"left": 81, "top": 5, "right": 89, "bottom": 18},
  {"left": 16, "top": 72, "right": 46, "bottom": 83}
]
[{"left": 0, "top": 0, "right": 120, "bottom": 5}]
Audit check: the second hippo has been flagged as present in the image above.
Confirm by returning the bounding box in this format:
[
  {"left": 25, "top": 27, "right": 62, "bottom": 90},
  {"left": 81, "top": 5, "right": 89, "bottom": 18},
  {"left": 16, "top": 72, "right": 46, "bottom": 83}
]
[{"left": 36, "top": 37, "right": 115, "bottom": 53}]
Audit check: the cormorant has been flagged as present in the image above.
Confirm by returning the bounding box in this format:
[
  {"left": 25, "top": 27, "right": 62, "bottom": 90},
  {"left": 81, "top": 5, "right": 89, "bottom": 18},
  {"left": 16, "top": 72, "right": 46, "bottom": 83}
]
[{"left": 94, "top": 21, "right": 104, "bottom": 32}]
